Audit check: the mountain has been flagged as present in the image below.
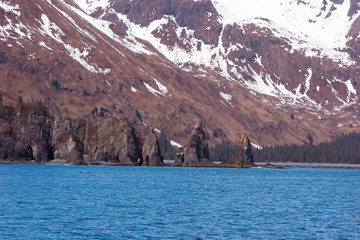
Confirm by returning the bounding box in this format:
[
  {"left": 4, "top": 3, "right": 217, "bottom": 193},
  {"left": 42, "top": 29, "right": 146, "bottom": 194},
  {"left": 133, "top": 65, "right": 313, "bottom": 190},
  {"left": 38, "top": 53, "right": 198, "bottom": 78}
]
[{"left": 0, "top": 0, "right": 359, "bottom": 148}]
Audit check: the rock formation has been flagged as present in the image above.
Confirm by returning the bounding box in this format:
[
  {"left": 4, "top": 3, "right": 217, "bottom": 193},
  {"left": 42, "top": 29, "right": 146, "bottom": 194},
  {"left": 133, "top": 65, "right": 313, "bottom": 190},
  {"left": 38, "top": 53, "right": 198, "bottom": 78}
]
[
  {"left": 174, "top": 122, "right": 213, "bottom": 167},
  {"left": 142, "top": 129, "right": 164, "bottom": 166},
  {"left": 221, "top": 134, "right": 255, "bottom": 168},
  {"left": 0, "top": 101, "right": 53, "bottom": 162},
  {"left": 52, "top": 109, "right": 84, "bottom": 164},
  {"left": 0, "top": 101, "right": 144, "bottom": 165},
  {"left": 75, "top": 118, "right": 143, "bottom": 165}
]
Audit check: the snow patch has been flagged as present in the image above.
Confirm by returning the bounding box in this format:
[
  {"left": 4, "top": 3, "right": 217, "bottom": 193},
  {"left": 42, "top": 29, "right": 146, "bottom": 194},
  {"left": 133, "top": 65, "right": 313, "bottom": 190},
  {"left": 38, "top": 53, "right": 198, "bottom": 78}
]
[
  {"left": 69, "top": 1, "right": 156, "bottom": 56},
  {"left": 143, "top": 82, "right": 164, "bottom": 96},
  {"left": 74, "top": 0, "right": 109, "bottom": 15},
  {"left": 153, "top": 78, "right": 169, "bottom": 94},
  {"left": 131, "top": 86, "right": 138, "bottom": 93},
  {"left": 213, "top": 0, "right": 359, "bottom": 50},
  {"left": 38, "top": 13, "right": 110, "bottom": 74},
  {"left": 220, "top": 91, "right": 232, "bottom": 101},
  {"left": 0, "top": 3, "right": 33, "bottom": 42},
  {"left": 0, "top": 2, "right": 20, "bottom": 16},
  {"left": 251, "top": 142, "right": 262, "bottom": 150},
  {"left": 170, "top": 140, "right": 182, "bottom": 148},
  {"left": 39, "top": 41, "right": 52, "bottom": 50}
]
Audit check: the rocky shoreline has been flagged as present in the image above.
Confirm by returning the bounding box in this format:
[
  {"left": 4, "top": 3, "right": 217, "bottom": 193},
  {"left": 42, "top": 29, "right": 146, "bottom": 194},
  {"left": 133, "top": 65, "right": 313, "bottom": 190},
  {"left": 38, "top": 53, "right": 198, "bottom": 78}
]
[
  {"left": 0, "top": 101, "right": 257, "bottom": 168},
  {"left": 2, "top": 102, "right": 357, "bottom": 169}
]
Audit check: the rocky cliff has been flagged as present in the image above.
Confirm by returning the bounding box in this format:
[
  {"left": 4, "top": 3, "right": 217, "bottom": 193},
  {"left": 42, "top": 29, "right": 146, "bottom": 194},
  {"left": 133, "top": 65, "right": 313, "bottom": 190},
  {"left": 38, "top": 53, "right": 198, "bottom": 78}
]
[
  {"left": 53, "top": 109, "right": 84, "bottom": 164},
  {"left": 221, "top": 134, "right": 256, "bottom": 168},
  {"left": 174, "top": 122, "right": 214, "bottom": 167},
  {"left": 0, "top": 101, "right": 53, "bottom": 163},
  {"left": 0, "top": 101, "right": 164, "bottom": 166},
  {"left": 142, "top": 129, "right": 165, "bottom": 166}
]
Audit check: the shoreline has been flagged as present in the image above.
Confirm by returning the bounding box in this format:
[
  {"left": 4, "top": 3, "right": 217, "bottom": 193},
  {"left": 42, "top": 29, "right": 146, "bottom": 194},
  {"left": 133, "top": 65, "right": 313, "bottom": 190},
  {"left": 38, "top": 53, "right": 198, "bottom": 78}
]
[
  {"left": 0, "top": 160, "right": 360, "bottom": 169},
  {"left": 255, "top": 162, "right": 360, "bottom": 169}
]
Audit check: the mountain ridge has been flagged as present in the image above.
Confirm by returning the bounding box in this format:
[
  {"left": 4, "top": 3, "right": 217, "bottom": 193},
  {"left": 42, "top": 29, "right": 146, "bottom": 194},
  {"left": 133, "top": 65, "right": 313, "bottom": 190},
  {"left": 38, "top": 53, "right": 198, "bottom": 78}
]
[{"left": 0, "top": 0, "right": 359, "bottom": 148}]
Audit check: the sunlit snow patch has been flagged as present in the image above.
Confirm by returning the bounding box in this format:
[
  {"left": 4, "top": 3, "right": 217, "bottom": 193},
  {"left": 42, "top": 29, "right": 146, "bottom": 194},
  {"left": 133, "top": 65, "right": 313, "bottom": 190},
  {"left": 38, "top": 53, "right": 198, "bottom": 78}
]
[{"left": 170, "top": 140, "right": 182, "bottom": 148}]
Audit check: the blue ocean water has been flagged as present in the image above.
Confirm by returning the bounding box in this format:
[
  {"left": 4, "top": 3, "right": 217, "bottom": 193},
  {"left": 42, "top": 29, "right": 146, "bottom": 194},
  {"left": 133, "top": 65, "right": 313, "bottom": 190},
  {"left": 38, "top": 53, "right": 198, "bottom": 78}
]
[{"left": 0, "top": 165, "right": 359, "bottom": 239}]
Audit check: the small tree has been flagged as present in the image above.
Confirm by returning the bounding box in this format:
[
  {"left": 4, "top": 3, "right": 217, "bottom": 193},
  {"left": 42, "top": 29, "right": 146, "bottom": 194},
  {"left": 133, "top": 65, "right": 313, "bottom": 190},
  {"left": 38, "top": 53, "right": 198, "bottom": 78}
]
[
  {"left": 307, "top": 132, "right": 313, "bottom": 145},
  {"left": 0, "top": 91, "right": 3, "bottom": 103},
  {"left": 290, "top": 113, "right": 294, "bottom": 120},
  {"left": 17, "top": 95, "right": 23, "bottom": 105}
]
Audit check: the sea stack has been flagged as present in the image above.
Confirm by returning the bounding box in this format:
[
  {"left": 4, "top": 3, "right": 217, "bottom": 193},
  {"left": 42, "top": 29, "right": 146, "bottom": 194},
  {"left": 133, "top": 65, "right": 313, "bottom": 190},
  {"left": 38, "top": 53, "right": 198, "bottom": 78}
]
[
  {"left": 142, "top": 129, "right": 165, "bottom": 166},
  {"left": 221, "top": 134, "right": 255, "bottom": 168},
  {"left": 174, "top": 122, "right": 214, "bottom": 167}
]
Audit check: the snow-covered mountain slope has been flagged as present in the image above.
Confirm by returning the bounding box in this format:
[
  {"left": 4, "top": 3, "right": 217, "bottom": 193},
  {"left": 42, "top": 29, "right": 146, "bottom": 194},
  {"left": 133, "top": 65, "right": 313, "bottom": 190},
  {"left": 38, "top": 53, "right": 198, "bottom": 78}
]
[
  {"left": 0, "top": 0, "right": 359, "bottom": 147},
  {"left": 75, "top": 0, "right": 359, "bottom": 112},
  {"left": 214, "top": 0, "right": 359, "bottom": 49}
]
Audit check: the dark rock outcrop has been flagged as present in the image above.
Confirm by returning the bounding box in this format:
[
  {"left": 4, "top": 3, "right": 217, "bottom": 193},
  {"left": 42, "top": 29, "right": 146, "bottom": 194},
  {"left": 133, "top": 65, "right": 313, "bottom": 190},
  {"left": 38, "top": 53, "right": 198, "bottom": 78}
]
[
  {"left": 52, "top": 110, "right": 84, "bottom": 164},
  {"left": 174, "top": 122, "right": 213, "bottom": 167},
  {"left": 142, "top": 129, "right": 164, "bottom": 166},
  {"left": 221, "top": 134, "right": 255, "bottom": 168},
  {"left": 0, "top": 101, "right": 144, "bottom": 165},
  {"left": 0, "top": 102, "right": 53, "bottom": 162},
  {"left": 76, "top": 118, "right": 143, "bottom": 165}
]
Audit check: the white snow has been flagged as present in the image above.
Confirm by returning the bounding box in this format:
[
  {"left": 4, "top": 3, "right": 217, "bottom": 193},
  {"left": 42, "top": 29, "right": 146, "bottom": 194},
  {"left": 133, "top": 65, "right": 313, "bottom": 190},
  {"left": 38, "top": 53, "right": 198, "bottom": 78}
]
[
  {"left": 0, "top": 3, "right": 33, "bottom": 42},
  {"left": 45, "top": 0, "right": 97, "bottom": 42},
  {"left": 68, "top": 1, "right": 156, "bottom": 56},
  {"left": 153, "top": 78, "right": 169, "bottom": 94},
  {"left": 251, "top": 142, "right": 262, "bottom": 150},
  {"left": 213, "top": 0, "right": 359, "bottom": 50},
  {"left": 170, "top": 140, "right": 182, "bottom": 148},
  {"left": 74, "top": 0, "right": 109, "bottom": 15},
  {"left": 38, "top": 13, "right": 110, "bottom": 74},
  {"left": 220, "top": 91, "right": 232, "bottom": 101},
  {"left": 131, "top": 86, "right": 138, "bottom": 92},
  {"left": 0, "top": 2, "right": 20, "bottom": 16},
  {"left": 143, "top": 82, "right": 164, "bottom": 96},
  {"left": 39, "top": 41, "right": 52, "bottom": 50}
]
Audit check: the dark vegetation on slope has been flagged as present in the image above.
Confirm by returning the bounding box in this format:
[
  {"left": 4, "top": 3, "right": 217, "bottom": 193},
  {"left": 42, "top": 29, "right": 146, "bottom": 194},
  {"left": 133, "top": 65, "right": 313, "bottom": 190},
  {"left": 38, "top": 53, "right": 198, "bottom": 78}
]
[{"left": 252, "top": 133, "right": 360, "bottom": 164}]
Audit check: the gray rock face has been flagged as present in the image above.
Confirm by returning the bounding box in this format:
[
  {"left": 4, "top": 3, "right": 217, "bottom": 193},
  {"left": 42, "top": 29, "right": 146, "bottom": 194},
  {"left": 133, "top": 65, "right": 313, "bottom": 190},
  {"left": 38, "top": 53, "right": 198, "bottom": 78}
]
[
  {"left": 76, "top": 118, "right": 143, "bottom": 165},
  {"left": 142, "top": 129, "right": 164, "bottom": 166},
  {"left": 0, "top": 102, "right": 147, "bottom": 165},
  {"left": 52, "top": 110, "right": 84, "bottom": 164},
  {"left": 221, "top": 134, "right": 255, "bottom": 168},
  {"left": 174, "top": 122, "right": 213, "bottom": 167}
]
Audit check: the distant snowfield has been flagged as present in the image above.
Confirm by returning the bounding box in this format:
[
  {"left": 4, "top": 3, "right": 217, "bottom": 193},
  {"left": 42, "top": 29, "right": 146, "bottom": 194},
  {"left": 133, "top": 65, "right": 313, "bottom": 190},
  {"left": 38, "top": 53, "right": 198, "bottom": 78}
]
[{"left": 213, "top": 0, "right": 358, "bottom": 49}]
